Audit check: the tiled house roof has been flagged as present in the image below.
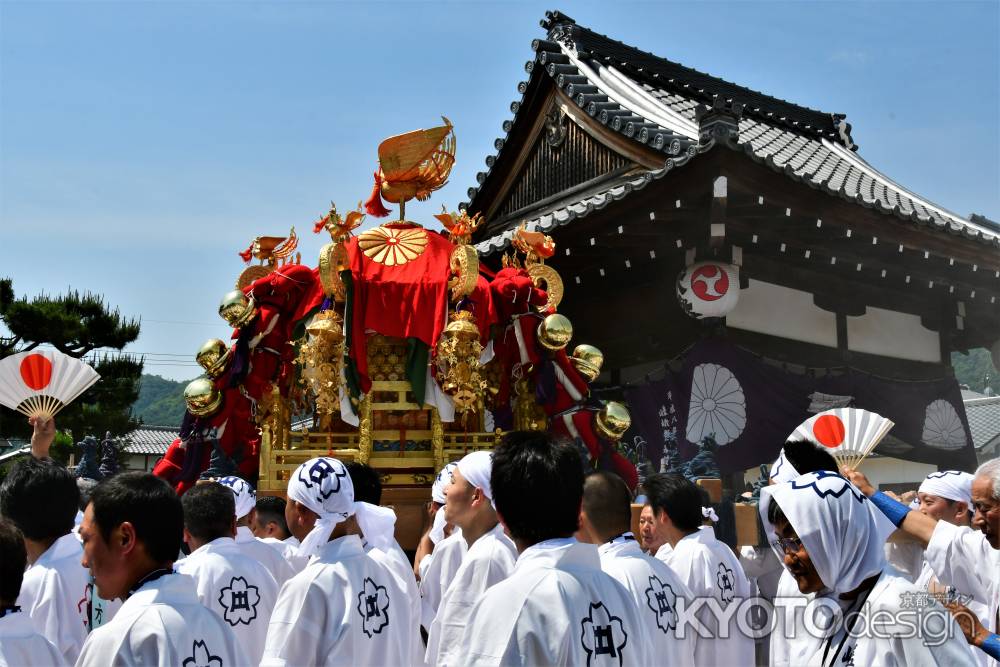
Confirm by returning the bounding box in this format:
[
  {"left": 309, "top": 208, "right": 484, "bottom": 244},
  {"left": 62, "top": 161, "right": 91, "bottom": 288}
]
[{"left": 122, "top": 426, "right": 179, "bottom": 455}]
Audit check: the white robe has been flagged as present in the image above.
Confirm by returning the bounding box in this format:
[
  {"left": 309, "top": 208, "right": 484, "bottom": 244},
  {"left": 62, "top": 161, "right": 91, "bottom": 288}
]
[
  {"left": 598, "top": 536, "right": 697, "bottom": 666},
  {"left": 0, "top": 608, "right": 67, "bottom": 667},
  {"left": 660, "top": 526, "right": 755, "bottom": 666},
  {"left": 261, "top": 534, "right": 412, "bottom": 667},
  {"left": 770, "top": 567, "right": 820, "bottom": 667},
  {"left": 16, "top": 532, "right": 89, "bottom": 664},
  {"left": 883, "top": 540, "right": 925, "bottom": 584},
  {"left": 235, "top": 525, "right": 296, "bottom": 589},
  {"left": 925, "top": 521, "right": 1000, "bottom": 667},
  {"left": 455, "top": 538, "right": 652, "bottom": 666},
  {"left": 425, "top": 523, "right": 517, "bottom": 666},
  {"left": 281, "top": 535, "right": 310, "bottom": 574},
  {"left": 366, "top": 538, "right": 423, "bottom": 666},
  {"left": 804, "top": 570, "right": 977, "bottom": 666},
  {"left": 76, "top": 572, "right": 248, "bottom": 667},
  {"left": 914, "top": 559, "right": 990, "bottom": 667},
  {"left": 174, "top": 536, "right": 279, "bottom": 666},
  {"left": 419, "top": 530, "right": 467, "bottom": 629}
]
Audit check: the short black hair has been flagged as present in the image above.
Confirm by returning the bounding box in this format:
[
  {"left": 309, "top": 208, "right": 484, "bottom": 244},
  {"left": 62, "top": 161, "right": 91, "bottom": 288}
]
[
  {"left": 346, "top": 462, "right": 382, "bottom": 505},
  {"left": 582, "top": 471, "right": 632, "bottom": 538},
  {"left": 181, "top": 483, "right": 235, "bottom": 543},
  {"left": 77, "top": 477, "right": 99, "bottom": 512},
  {"left": 89, "top": 472, "right": 183, "bottom": 563},
  {"left": 256, "top": 495, "right": 289, "bottom": 536},
  {"left": 492, "top": 430, "right": 584, "bottom": 546},
  {"left": 782, "top": 440, "right": 838, "bottom": 476},
  {"left": 0, "top": 457, "right": 78, "bottom": 540},
  {"left": 0, "top": 518, "right": 26, "bottom": 603},
  {"left": 643, "top": 473, "right": 703, "bottom": 532},
  {"left": 767, "top": 497, "right": 789, "bottom": 528}
]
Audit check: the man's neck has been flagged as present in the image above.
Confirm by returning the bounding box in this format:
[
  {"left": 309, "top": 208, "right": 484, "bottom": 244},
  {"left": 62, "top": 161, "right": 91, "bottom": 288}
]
[
  {"left": 459, "top": 509, "right": 498, "bottom": 548},
  {"left": 594, "top": 527, "right": 632, "bottom": 544},
  {"left": 665, "top": 526, "right": 696, "bottom": 548},
  {"left": 24, "top": 535, "right": 60, "bottom": 565},
  {"left": 125, "top": 560, "right": 174, "bottom": 598}
]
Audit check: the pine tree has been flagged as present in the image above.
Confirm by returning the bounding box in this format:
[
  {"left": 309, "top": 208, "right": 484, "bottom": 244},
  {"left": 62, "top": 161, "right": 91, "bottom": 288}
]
[{"left": 0, "top": 279, "right": 143, "bottom": 459}]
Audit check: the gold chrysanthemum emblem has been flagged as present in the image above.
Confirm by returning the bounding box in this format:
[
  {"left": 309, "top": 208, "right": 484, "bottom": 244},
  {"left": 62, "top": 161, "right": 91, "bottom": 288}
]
[{"left": 358, "top": 225, "right": 429, "bottom": 266}]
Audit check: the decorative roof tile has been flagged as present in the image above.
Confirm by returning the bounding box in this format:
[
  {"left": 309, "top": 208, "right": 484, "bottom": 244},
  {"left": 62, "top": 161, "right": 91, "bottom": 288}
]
[
  {"left": 965, "top": 396, "right": 1000, "bottom": 450},
  {"left": 122, "top": 426, "right": 179, "bottom": 455}
]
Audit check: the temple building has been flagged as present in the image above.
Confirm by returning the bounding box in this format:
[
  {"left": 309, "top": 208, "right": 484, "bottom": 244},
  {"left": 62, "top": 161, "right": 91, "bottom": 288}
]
[{"left": 467, "top": 11, "right": 1000, "bottom": 485}]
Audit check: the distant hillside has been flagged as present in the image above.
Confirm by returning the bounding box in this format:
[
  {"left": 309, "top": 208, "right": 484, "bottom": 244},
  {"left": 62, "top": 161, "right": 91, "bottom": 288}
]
[
  {"left": 133, "top": 374, "right": 191, "bottom": 427},
  {"left": 953, "top": 348, "right": 999, "bottom": 395}
]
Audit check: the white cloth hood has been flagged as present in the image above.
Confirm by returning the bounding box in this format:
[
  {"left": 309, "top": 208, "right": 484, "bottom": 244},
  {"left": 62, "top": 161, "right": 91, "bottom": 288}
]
[
  {"left": 918, "top": 470, "right": 974, "bottom": 505},
  {"left": 456, "top": 450, "right": 494, "bottom": 503},
  {"left": 760, "top": 471, "right": 887, "bottom": 595},
  {"left": 217, "top": 475, "right": 255, "bottom": 520}
]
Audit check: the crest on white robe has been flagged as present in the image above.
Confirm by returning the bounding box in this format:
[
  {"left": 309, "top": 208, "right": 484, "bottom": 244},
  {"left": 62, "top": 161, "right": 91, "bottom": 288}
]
[
  {"left": 716, "top": 563, "right": 736, "bottom": 603},
  {"left": 182, "top": 639, "right": 223, "bottom": 667},
  {"left": 218, "top": 576, "right": 261, "bottom": 626},
  {"left": 643, "top": 575, "right": 678, "bottom": 633},
  {"left": 356, "top": 577, "right": 390, "bottom": 638},
  {"left": 580, "top": 601, "right": 628, "bottom": 666}
]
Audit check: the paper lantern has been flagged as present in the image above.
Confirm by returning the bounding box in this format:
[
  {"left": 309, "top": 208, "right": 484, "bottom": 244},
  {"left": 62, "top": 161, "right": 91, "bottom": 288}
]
[{"left": 676, "top": 262, "right": 740, "bottom": 319}]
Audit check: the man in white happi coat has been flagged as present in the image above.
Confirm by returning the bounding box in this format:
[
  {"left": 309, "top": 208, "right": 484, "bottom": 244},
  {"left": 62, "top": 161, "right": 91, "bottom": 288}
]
[
  {"left": 217, "top": 475, "right": 295, "bottom": 588},
  {"left": 176, "top": 482, "right": 279, "bottom": 666},
  {"left": 765, "top": 470, "right": 976, "bottom": 665},
  {"left": 455, "top": 431, "right": 651, "bottom": 666},
  {"left": 346, "top": 461, "right": 424, "bottom": 665},
  {"left": 253, "top": 495, "right": 294, "bottom": 552},
  {"left": 0, "top": 517, "right": 66, "bottom": 666},
  {"left": 0, "top": 452, "right": 89, "bottom": 664},
  {"left": 846, "top": 461, "right": 1000, "bottom": 665},
  {"left": 261, "top": 456, "right": 412, "bottom": 666},
  {"left": 646, "top": 471, "right": 755, "bottom": 666},
  {"left": 426, "top": 450, "right": 518, "bottom": 666},
  {"left": 577, "top": 471, "right": 698, "bottom": 665},
  {"left": 417, "top": 462, "right": 467, "bottom": 630},
  {"left": 76, "top": 473, "right": 248, "bottom": 666}
]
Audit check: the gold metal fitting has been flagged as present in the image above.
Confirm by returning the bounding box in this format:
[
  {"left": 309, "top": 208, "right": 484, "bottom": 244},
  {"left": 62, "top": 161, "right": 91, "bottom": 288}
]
[
  {"left": 218, "top": 290, "right": 257, "bottom": 328},
  {"left": 196, "top": 339, "right": 232, "bottom": 379},
  {"left": 184, "top": 378, "right": 223, "bottom": 417},
  {"left": 570, "top": 344, "right": 604, "bottom": 383},
  {"left": 537, "top": 313, "right": 573, "bottom": 351},
  {"left": 594, "top": 401, "right": 631, "bottom": 441}
]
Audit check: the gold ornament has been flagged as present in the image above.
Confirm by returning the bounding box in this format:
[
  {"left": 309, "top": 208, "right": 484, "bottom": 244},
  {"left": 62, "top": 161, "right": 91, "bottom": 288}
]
[
  {"left": 595, "top": 401, "right": 631, "bottom": 441},
  {"left": 526, "top": 263, "right": 564, "bottom": 313},
  {"left": 434, "top": 311, "right": 487, "bottom": 413},
  {"left": 448, "top": 244, "right": 479, "bottom": 301},
  {"left": 434, "top": 207, "right": 483, "bottom": 245},
  {"left": 570, "top": 344, "right": 604, "bottom": 383},
  {"left": 296, "top": 309, "right": 344, "bottom": 416},
  {"left": 368, "top": 117, "right": 456, "bottom": 220},
  {"left": 218, "top": 290, "right": 258, "bottom": 328},
  {"left": 318, "top": 242, "right": 349, "bottom": 301},
  {"left": 314, "top": 202, "right": 364, "bottom": 241},
  {"left": 184, "top": 378, "right": 222, "bottom": 417},
  {"left": 537, "top": 313, "right": 573, "bottom": 351},
  {"left": 358, "top": 224, "right": 429, "bottom": 266},
  {"left": 236, "top": 265, "right": 272, "bottom": 290},
  {"left": 196, "top": 339, "right": 232, "bottom": 379}
]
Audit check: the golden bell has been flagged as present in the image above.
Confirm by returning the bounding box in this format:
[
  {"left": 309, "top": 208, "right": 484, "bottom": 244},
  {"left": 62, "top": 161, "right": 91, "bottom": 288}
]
[
  {"left": 444, "top": 311, "right": 481, "bottom": 341},
  {"left": 594, "top": 401, "right": 631, "bottom": 441},
  {"left": 218, "top": 290, "right": 257, "bottom": 328},
  {"left": 537, "top": 313, "right": 573, "bottom": 351},
  {"left": 184, "top": 378, "right": 222, "bottom": 417},
  {"left": 196, "top": 339, "right": 232, "bottom": 379},
  {"left": 570, "top": 344, "right": 604, "bottom": 383},
  {"left": 305, "top": 310, "right": 344, "bottom": 343}
]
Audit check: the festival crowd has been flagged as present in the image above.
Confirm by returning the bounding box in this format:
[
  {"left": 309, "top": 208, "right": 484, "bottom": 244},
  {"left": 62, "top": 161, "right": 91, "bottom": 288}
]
[{"left": 1, "top": 417, "right": 999, "bottom": 666}]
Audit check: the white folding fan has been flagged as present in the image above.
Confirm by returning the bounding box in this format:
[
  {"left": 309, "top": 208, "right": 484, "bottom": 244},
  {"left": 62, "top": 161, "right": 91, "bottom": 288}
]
[
  {"left": 787, "top": 407, "right": 895, "bottom": 469},
  {"left": 0, "top": 350, "right": 100, "bottom": 419}
]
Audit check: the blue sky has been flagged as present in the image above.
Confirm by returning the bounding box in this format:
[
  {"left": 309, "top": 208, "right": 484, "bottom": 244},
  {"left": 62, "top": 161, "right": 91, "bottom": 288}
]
[{"left": 1, "top": 1, "right": 997, "bottom": 381}]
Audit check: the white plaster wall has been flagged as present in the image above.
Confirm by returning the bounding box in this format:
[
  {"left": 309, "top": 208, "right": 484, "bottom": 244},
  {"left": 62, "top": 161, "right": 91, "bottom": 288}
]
[
  {"left": 846, "top": 306, "right": 940, "bottom": 363},
  {"left": 726, "top": 279, "right": 838, "bottom": 347}
]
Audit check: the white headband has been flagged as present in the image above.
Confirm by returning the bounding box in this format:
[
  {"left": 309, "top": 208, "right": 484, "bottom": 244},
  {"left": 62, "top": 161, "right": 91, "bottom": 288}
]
[
  {"left": 217, "top": 476, "right": 256, "bottom": 521},
  {"left": 918, "top": 470, "right": 973, "bottom": 506},
  {"left": 456, "top": 451, "right": 494, "bottom": 504},
  {"left": 432, "top": 462, "right": 459, "bottom": 505},
  {"left": 769, "top": 448, "right": 800, "bottom": 485}
]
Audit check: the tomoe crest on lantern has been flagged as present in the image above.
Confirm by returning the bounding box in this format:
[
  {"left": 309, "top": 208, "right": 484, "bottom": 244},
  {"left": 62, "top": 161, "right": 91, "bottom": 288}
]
[{"left": 676, "top": 261, "right": 740, "bottom": 319}]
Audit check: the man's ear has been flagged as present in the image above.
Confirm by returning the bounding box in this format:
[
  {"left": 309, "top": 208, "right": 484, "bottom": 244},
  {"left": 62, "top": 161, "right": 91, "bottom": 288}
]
[
  {"left": 118, "top": 521, "right": 138, "bottom": 556},
  {"left": 183, "top": 527, "right": 193, "bottom": 546}
]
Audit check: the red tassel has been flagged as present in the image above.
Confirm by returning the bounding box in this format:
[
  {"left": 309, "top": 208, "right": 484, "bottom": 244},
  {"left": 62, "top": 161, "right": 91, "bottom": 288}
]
[
  {"left": 238, "top": 243, "right": 254, "bottom": 263},
  {"left": 364, "top": 170, "right": 392, "bottom": 218},
  {"left": 313, "top": 218, "right": 327, "bottom": 234}
]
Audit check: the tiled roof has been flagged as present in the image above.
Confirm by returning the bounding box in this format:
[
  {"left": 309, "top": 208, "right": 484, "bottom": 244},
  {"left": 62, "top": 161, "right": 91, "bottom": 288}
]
[
  {"left": 965, "top": 396, "right": 1000, "bottom": 450},
  {"left": 467, "top": 11, "right": 999, "bottom": 253},
  {"left": 122, "top": 426, "right": 179, "bottom": 455}
]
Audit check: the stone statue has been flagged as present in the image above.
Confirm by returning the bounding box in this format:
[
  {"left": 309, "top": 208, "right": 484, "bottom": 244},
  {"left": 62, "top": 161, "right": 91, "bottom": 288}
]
[
  {"left": 97, "top": 431, "right": 118, "bottom": 479},
  {"left": 75, "top": 435, "right": 101, "bottom": 480}
]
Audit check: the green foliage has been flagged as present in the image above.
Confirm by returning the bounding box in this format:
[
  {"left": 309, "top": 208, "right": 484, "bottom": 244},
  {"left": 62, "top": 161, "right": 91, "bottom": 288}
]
[
  {"left": 49, "top": 431, "right": 74, "bottom": 466},
  {"left": 133, "top": 374, "right": 191, "bottom": 427},
  {"left": 0, "top": 279, "right": 143, "bottom": 441},
  {"left": 952, "top": 348, "right": 999, "bottom": 395}
]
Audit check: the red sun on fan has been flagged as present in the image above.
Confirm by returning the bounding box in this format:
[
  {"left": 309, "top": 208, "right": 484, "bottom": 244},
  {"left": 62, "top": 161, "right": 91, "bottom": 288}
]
[{"left": 812, "top": 414, "right": 847, "bottom": 448}]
